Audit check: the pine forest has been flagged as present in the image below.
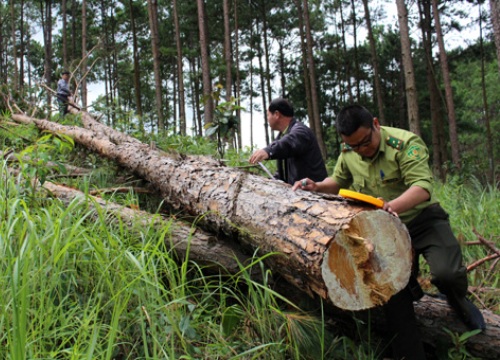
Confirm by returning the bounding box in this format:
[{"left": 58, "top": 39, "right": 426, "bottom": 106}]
[{"left": 0, "top": 0, "right": 499, "bottom": 359}]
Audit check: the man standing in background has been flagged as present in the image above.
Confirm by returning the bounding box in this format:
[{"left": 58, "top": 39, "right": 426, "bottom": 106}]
[
  {"left": 249, "top": 98, "right": 327, "bottom": 185},
  {"left": 56, "top": 71, "right": 72, "bottom": 118}
]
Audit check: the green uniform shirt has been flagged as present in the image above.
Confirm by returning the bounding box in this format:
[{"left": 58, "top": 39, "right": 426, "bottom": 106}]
[{"left": 332, "top": 126, "right": 437, "bottom": 224}]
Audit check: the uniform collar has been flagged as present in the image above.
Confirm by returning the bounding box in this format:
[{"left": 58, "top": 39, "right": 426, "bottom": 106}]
[{"left": 378, "top": 127, "right": 388, "bottom": 154}]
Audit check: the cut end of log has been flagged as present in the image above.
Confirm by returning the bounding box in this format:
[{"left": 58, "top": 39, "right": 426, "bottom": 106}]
[{"left": 322, "top": 210, "right": 412, "bottom": 311}]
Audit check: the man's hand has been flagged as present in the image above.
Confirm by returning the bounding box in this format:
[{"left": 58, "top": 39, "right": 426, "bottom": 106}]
[
  {"left": 293, "top": 177, "right": 339, "bottom": 194},
  {"left": 292, "top": 178, "right": 316, "bottom": 192},
  {"left": 379, "top": 198, "right": 399, "bottom": 217},
  {"left": 249, "top": 149, "right": 269, "bottom": 164}
]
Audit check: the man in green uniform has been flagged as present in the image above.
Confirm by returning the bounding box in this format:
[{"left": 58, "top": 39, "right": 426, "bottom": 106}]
[{"left": 293, "top": 105, "right": 485, "bottom": 360}]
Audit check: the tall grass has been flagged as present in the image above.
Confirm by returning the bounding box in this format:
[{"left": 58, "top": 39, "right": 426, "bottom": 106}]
[
  {"left": 1, "top": 161, "right": 355, "bottom": 359},
  {"left": 434, "top": 176, "right": 499, "bottom": 312}
]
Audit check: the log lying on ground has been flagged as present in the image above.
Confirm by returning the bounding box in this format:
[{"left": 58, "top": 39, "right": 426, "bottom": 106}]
[
  {"left": 36, "top": 179, "right": 254, "bottom": 275},
  {"left": 10, "top": 112, "right": 500, "bottom": 358},
  {"left": 1, "top": 150, "right": 91, "bottom": 176},
  {"left": 11, "top": 113, "right": 411, "bottom": 310},
  {"left": 414, "top": 295, "right": 500, "bottom": 359}
]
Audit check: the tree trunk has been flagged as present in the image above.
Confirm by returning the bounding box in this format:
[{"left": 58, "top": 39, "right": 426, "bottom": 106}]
[
  {"left": 361, "top": 0, "right": 385, "bottom": 123},
  {"left": 396, "top": 0, "right": 421, "bottom": 135},
  {"left": 197, "top": 0, "right": 214, "bottom": 127},
  {"left": 294, "top": 0, "right": 315, "bottom": 134},
  {"left": 81, "top": 0, "right": 88, "bottom": 108},
  {"left": 173, "top": 0, "right": 186, "bottom": 135},
  {"left": 431, "top": 0, "right": 460, "bottom": 168},
  {"left": 349, "top": 0, "right": 361, "bottom": 101},
  {"left": 223, "top": 0, "right": 232, "bottom": 102},
  {"left": 19, "top": 0, "right": 25, "bottom": 92},
  {"left": 62, "top": 0, "right": 67, "bottom": 69},
  {"left": 146, "top": 0, "right": 165, "bottom": 132},
  {"left": 261, "top": 2, "right": 273, "bottom": 136},
  {"left": 233, "top": 0, "right": 242, "bottom": 149},
  {"left": 490, "top": 0, "right": 500, "bottom": 75},
  {"left": 256, "top": 20, "right": 270, "bottom": 145},
  {"left": 41, "top": 0, "right": 53, "bottom": 115},
  {"left": 129, "top": 0, "right": 143, "bottom": 124},
  {"left": 418, "top": 0, "right": 446, "bottom": 180},
  {"left": 10, "top": 111, "right": 500, "bottom": 359},
  {"left": 339, "top": 3, "right": 354, "bottom": 103},
  {"left": 302, "top": 0, "right": 327, "bottom": 159},
  {"left": 479, "top": 3, "right": 496, "bottom": 185},
  {"left": 39, "top": 181, "right": 252, "bottom": 275},
  {"left": 10, "top": 0, "right": 18, "bottom": 91}
]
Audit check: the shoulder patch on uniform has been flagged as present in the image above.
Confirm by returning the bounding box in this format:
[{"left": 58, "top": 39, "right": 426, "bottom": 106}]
[
  {"left": 406, "top": 144, "right": 423, "bottom": 160},
  {"left": 386, "top": 136, "right": 404, "bottom": 150},
  {"left": 341, "top": 143, "right": 352, "bottom": 152}
]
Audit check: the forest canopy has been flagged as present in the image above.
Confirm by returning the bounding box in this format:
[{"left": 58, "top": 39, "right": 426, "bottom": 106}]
[{"left": 0, "top": 0, "right": 499, "bottom": 184}]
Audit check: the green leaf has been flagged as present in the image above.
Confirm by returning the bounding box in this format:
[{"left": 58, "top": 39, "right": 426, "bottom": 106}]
[
  {"left": 205, "top": 126, "right": 218, "bottom": 137},
  {"left": 221, "top": 305, "right": 243, "bottom": 337}
]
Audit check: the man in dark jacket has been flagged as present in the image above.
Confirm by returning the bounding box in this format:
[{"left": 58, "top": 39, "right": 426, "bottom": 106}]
[
  {"left": 57, "top": 70, "right": 72, "bottom": 117},
  {"left": 249, "top": 98, "right": 327, "bottom": 185}
]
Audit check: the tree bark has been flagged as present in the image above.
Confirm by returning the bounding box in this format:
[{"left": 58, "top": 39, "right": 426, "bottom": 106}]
[
  {"left": 146, "top": 0, "right": 165, "bottom": 131},
  {"left": 173, "top": 0, "right": 186, "bottom": 135},
  {"left": 223, "top": 0, "right": 232, "bottom": 102},
  {"left": 418, "top": 0, "right": 446, "bottom": 180},
  {"left": 294, "top": 0, "right": 315, "bottom": 135},
  {"left": 302, "top": 0, "right": 327, "bottom": 159},
  {"left": 129, "top": 0, "right": 143, "bottom": 125},
  {"left": 62, "top": 0, "right": 67, "bottom": 69},
  {"left": 10, "top": 0, "right": 18, "bottom": 91},
  {"left": 41, "top": 0, "right": 53, "bottom": 114},
  {"left": 197, "top": 0, "right": 214, "bottom": 127},
  {"left": 490, "top": 0, "right": 500, "bottom": 76},
  {"left": 396, "top": 0, "right": 421, "bottom": 135},
  {"left": 233, "top": 0, "right": 242, "bottom": 149},
  {"left": 361, "top": 0, "right": 385, "bottom": 123},
  {"left": 39, "top": 181, "right": 252, "bottom": 275},
  {"left": 431, "top": 0, "right": 460, "bottom": 168},
  {"left": 81, "top": 0, "right": 88, "bottom": 108}
]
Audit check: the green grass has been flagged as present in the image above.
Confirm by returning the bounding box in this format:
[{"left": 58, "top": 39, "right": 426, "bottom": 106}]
[{"left": 433, "top": 176, "right": 499, "bottom": 313}]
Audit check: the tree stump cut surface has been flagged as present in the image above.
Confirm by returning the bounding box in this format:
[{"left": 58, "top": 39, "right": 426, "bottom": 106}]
[{"left": 323, "top": 211, "right": 412, "bottom": 310}]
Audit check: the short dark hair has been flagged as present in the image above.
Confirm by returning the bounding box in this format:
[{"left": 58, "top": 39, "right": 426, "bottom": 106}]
[
  {"left": 336, "top": 105, "right": 374, "bottom": 136},
  {"left": 268, "top": 98, "right": 294, "bottom": 117},
  {"left": 62, "top": 71, "right": 70, "bottom": 75}
]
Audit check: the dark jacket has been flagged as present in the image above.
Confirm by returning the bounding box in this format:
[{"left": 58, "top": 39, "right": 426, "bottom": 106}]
[
  {"left": 56, "top": 79, "right": 71, "bottom": 102},
  {"left": 264, "top": 118, "right": 327, "bottom": 185}
]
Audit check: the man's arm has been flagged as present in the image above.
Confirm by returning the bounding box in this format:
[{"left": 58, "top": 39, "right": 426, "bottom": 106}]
[
  {"left": 292, "top": 176, "right": 340, "bottom": 194},
  {"left": 384, "top": 185, "right": 430, "bottom": 215},
  {"left": 249, "top": 149, "right": 269, "bottom": 164}
]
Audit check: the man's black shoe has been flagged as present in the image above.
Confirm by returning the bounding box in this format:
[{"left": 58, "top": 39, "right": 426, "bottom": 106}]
[{"left": 448, "top": 296, "right": 486, "bottom": 331}]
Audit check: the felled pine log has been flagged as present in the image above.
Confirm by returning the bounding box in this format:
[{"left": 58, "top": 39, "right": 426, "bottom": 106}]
[
  {"left": 24, "top": 176, "right": 254, "bottom": 275},
  {"left": 11, "top": 113, "right": 411, "bottom": 311},
  {"left": 10, "top": 112, "right": 500, "bottom": 359}
]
